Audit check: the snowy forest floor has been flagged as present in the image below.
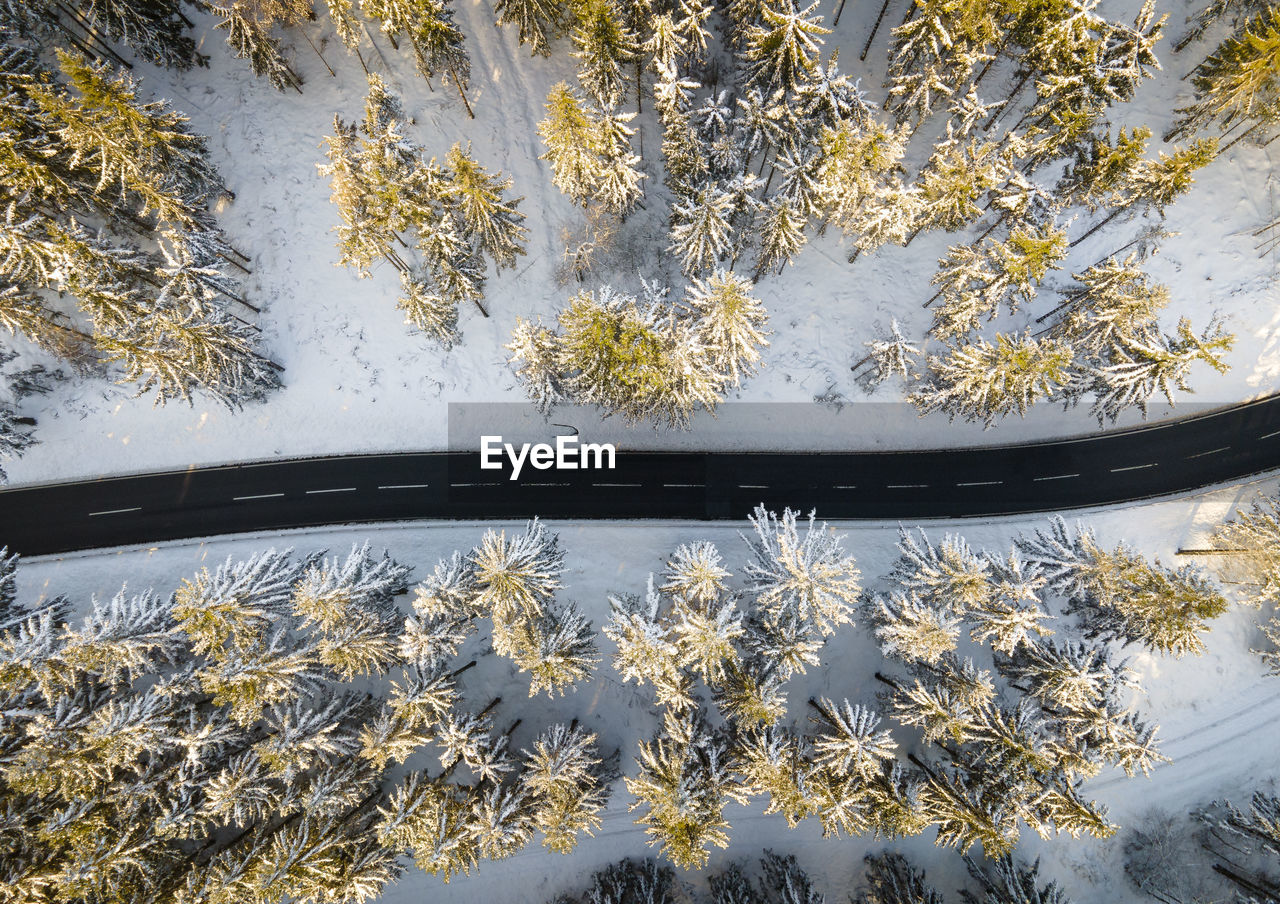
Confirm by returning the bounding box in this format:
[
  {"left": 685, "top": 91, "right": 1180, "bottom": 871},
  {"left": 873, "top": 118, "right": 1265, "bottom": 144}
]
[
  {"left": 16, "top": 479, "right": 1280, "bottom": 903},
  {"left": 4, "top": 0, "right": 1280, "bottom": 483}
]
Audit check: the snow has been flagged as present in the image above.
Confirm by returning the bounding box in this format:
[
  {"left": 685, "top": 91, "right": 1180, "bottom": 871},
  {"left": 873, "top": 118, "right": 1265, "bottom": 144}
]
[
  {"left": 15, "top": 476, "right": 1280, "bottom": 902},
  {"left": 3, "top": 0, "right": 1279, "bottom": 483}
]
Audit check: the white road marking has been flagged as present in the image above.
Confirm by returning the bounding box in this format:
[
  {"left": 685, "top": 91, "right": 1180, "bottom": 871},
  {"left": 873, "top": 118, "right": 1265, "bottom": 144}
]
[
  {"left": 525, "top": 482, "right": 571, "bottom": 487},
  {"left": 306, "top": 487, "right": 357, "bottom": 495},
  {"left": 233, "top": 492, "right": 284, "bottom": 501},
  {"left": 1262, "top": 429, "right": 1280, "bottom": 440},
  {"left": 1033, "top": 473, "right": 1079, "bottom": 482},
  {"left": 886, "top": 483, "right": 928, "bottom": 489},
  {"left": 378, "top": 483, "right": 430, "bottom": 489},
  {"left": 1186, "top": 446, "right": 1230, "bottom": 459},
  {"left": 663, "top": 483, "right": 705, "bottom": 488},
  {"left": 594, "top": 482, "right": 642, "bottom": 488},
  {"left": 450, "top": 482, "right": 501, "bottom": 487},
  {"left": 834, "top": 484, "right": 857, "bottom": 489},
  {"left": 89, "top": 506, "right": 141, "bottom": 516},
  {"left": 738, "top": 484, "right": 770, "bottom": 489},
  {"left": 1110, "top": 462, "right": 1157, "bottom": 472},
  {"left": 956, "top": 480, "right": 1003, "bottom": 487}
]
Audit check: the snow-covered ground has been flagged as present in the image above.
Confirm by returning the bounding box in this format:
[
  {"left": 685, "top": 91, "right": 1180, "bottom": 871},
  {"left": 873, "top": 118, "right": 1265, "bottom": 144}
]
[
  {"left": 5, "top": 0, "right": 1279, "bottom": 484},
  {"left": 17, "top": 478, "right": 1280, "bottom": 902}
]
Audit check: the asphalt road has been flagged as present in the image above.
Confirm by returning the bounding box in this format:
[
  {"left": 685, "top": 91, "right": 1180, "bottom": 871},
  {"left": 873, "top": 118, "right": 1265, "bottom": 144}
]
[{"left": 4, "top": 396, "right": 1280, "bottom": 556}]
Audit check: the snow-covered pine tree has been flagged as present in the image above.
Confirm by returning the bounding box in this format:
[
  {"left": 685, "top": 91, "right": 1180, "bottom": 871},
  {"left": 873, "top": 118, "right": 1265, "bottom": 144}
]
[
  {"left": 809, "top": 697, "right": 897, "bottom": 779},
  {"left": 861, "top": 319, "right": 920, "bottom": 383},
  {"left": 494, "top": 0, "right": 566, "bottom": 55},
  {"left": 398, "top": 270, "right": 461, "bottom": 348},
  {"left": 445, "top": 142, "right": 528, "bottom": 270},
  {"left": 961, "top": 853, "right": 1072, "bottom": 904},
  {"left": 1048, "top": 255, "right": 1168, "bottom": 355},
  {"left": 855, "top": 851, "right": 945, "bottom": 904},
  {"left": 513, "top": 600, "right": 601, "bottom": 697},
  {"left": 539, "top": 82, "right": 603, "bottom": 205},
  {"left": 1078, "top": 315, "right": 1233, "bottom": 423},
  {"left": 1017, "top": 516, "right": 1229, "bottom": 656},
  {"left": 910, "top": 332, "right": 1073, "bottom": 426},
  {"left": 521, "top": 722, "right": 613, "bottom": 853},
  {"left": 1210, "top": 489, "right": 1280, "bottom": 621},
  {"left": 1170, "top": 6, "right": 1280, "bottom": 147},
  {"left": 683, "top": 270, "right": 769, "bottom": 385},
  {"left": 742, "top": 504, "right": 861, "bottom": 636},
  {"left": 668, "top": 184, "right": 735, "bottom": 274},
  {"left": 205, "top": 1, "right": 302, "bottom": 93},
  {"left": 753, "top": 195, "right": 808, "bottom": 279},
  {"left": 594, "top": 105, "right": 646, "bottom": 216},
  {"left": 743, "top": 0, "right": 830, "bottom": 95},
  {"left": 571, "top": 0, "right": 639, "bottom": 108},
  {"left": 625, "top": 709, "right": 746, "bottom": 869}
]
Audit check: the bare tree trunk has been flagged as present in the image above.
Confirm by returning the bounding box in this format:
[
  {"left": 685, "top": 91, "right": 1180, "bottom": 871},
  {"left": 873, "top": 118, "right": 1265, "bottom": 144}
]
[
  {"left": 302, "top": 30, "right": 336, "bottom": 77},
  {"left": 859, "top": 0, "right": 893, "bottom": 58},
  {"left": 1069, "top": 207, "right": 1125, "bottom": 248},
  {"left": 450, "top": 67, "right": 476, "bottom": 119}
]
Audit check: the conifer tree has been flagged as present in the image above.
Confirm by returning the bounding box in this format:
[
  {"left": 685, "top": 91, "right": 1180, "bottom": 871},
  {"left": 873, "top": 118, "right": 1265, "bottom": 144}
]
[
  {"left": 862, "top": 319, "right": 920, "bottom": 383},
  {"left": 743, "top": 0, "right": 830, "bottom": 94},
  {"left": 669, "top": 182, "right": 735, "bottom": 276},
  {"left": 572, "top": 0, "right": 639, "bottom": 108},
  {"left": 684, "top": 270, "right": 770, "bottom": 386},
  {"left": 539, "top": 82, "right": 603, "bottom": 205},
  {"left": 1170, "top": 7, "right": 1280, "bottom": 146},
  {"left": 445, "top": 142, "right": 528, "bottom": 270},
  {"left": 205, "top": 1, "right": 303, "bottom": 93},
  {"left": 594, "top": 106, "right": 646, "bottom": 216},
  {"left": 494, "top": 0, "right": 565, "bottom": 56},
  {"left": 911, "top": 333, "right": 1073, "bottom": 426}
]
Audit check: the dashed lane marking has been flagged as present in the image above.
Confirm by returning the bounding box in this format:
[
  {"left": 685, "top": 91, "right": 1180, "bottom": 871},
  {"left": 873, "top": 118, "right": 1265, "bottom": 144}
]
[
  {"left": 1262, "top": 429, "right": 1280, "bottom": 440},
  {"left": 738, "top": 484, "right": 770, "bottom": 489},
  {"left": 886, "top": 483, "right": 929, "bottom": 489},
  {"left": 306, "top": 487, "right": 357, "bottom": 495},
  {"left": 1110, "top": 463, "right": 1157, "bottom": 472},
  {"left": 1186, "top": 446, "right": 1230, "bottom": 459},
  {"left": 663, "top": 483, "right": 705, "bottom": 488},
  {"left": 594, "top": 483, "right": 642, "bottom": 488},
  {"left": 233, "top": 493, "right": 285, "bottom": 501},
  {"left": 956, "top": 480, "right": 1003, "bottom": 487},
  {"left": 378, "top": 484, "right": 430, "bottom": 489},
  {"left": 1033, "top": 473, "right": 1079, "bottom": 481},
  {"left": 89, "top": 507, "right": 141, "bottom": 516}
]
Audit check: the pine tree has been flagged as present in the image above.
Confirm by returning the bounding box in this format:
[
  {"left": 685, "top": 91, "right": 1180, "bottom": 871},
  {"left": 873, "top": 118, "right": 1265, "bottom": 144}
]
[
  {"left": 571, "top": 0, "right": 639, "bottom": 108},
  {"left": 753, "top": 196, "right": 808, "bottom": 278},
  {"left": 1170, "top": 6, "right": 1280, "bottom": 146},
  {"left": 856, "top": 852, "right": 945, "bottom": 904},
  {"left": 743, "top": 0, "right": 830, "bottom": 94},
  {"left": 522, "top": 722, "right": 613, "bottom": 853},
  {"left": 539, "top": 82, "right": 603, "bottom": 205},
  {"left": 910, "top": 333, "right": 1074, "bottom": 426},
  {"left": 625, "top": 710, "right": 746, "bottom": 869},
  {"left": 683, "top": 270, "right": 770, "bottom": 385},
  {"left": 445, "top": 142, "right": 528, "bottom": 270},
  {"left": 669, "top": 184, "right": 734, "bottom": 275},
  {"left": 742, "top": 504, "right": 861, "bottom": 636},
  {"left": 398, "top": 270, "right": 461, "bottom": 348},
  {"left": 514, "top": 601, "right": 601, "bottom": 697},
  {"left": 205, "top": 1, "right": 302, "bottom": 93},
  {"left": 862, "top": 319, "right": 920, "bottom": 383},
  {"left": 494, "top": 0, "right": 566, "bottom": 56},
  {"left": 810, "top": 697, "right": 897, "bottom": 779},
  {"left": 593, "top": 106, "right": 646, "bottom": 216}
]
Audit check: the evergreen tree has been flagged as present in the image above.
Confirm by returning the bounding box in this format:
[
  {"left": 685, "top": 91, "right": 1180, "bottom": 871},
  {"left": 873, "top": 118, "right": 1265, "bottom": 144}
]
[
  {"left": 668, "top": 184, "right": 735, "bottom": 274},
  {"left": 539, "top": 82, "right": 603, "bottom": 205},
  {"left": 862, "top": 319, "right": 920, "bottom": 383},
  {"left": 743, "top": 0, "right": 830, "bottom": 94},
  {"left": 205, "top": 1, "right": 302, "bottom": 93},
  {"left": 522, "top": 722, "right": 613, "bottom": 853},
  {"left": 856, "top": 851, "right": 945, "bottom": 904},
  {"left": 1170, "top": 7, "right": 1280, "bottom": 146},
  {"left": 753, "top": 196, "right": 808, "bottom": 278},
  {"left": 494, "top": 0, "right": 566, "bottom": 56},
  {"left": 683, "top": 270, "right": 770, "bottom": 386},
  {"left": 571, "top": 0, "right": 639, "bottom": 108},
  {"left": 594, "top": 106, "right": 646, "bottom": 216},
  {"left": 910, "top": 333, "right": 1073, "bottom": 426},
  {"left": 741, "top": 504, "right": 861, "bottom": 636},
  {"left": 625, "top": 710, "right": 746, "bottom": 869},
  {"left": 445, "top": 142, "right": 528, "bottom": 270}
]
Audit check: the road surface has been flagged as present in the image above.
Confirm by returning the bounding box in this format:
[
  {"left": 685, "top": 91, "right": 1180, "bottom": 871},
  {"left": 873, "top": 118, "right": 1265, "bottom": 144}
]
[{"left": 3, "top": 396, "right": 1280, "bottom": 555}]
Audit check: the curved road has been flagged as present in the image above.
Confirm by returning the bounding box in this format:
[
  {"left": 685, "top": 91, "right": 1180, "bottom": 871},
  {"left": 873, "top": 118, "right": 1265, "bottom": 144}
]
[{"left": 4, "top": 396, "right": 1280, "bottom": 556}]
